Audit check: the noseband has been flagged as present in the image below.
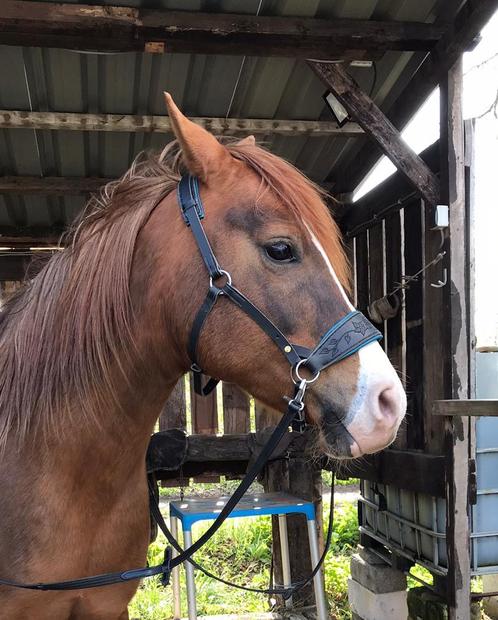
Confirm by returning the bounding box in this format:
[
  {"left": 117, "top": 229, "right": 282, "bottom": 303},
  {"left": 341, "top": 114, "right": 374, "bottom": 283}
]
[
  {"left": 179, "top": 174, "right": 381, "bottom": 429},
  {"left": 0, "top": 174, "right": 381, "bottom": 595}
]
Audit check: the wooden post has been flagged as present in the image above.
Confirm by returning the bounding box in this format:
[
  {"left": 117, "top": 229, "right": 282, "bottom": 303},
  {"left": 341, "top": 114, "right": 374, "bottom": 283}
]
[
  {"left": 263, "top": 457, "right": 323, "bottom": 609},
  {"left": 441, "top": 58, "right": 471, "bottom": 620}
]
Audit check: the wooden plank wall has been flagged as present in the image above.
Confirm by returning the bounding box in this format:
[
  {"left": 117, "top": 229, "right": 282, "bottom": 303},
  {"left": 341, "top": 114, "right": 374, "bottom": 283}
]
[
  {"left": 348, "top": 197, "right": 449, "bottom": 455},
  {"left": 159, "top": 376, "right": 278, "bottom": 483}
]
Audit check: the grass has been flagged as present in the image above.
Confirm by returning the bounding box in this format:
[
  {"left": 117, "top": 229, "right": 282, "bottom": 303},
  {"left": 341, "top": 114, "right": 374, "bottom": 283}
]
[{"left": 129, "top": 495, "right": 359, "bottom": 620}]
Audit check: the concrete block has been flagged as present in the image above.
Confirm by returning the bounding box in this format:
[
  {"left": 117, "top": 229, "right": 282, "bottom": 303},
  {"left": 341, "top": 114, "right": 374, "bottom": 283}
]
[
  {"left": 350, "top": 547, "right": 407, "bottom": 594},
  {"left": 348, "top": 577, "right": 409, "bottom": 620}
]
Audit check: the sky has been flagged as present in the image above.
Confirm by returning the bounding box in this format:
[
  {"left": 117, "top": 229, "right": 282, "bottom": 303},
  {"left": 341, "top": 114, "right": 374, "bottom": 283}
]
[{"left": 353, "top": 10, "right": 498, "bottom": 347}]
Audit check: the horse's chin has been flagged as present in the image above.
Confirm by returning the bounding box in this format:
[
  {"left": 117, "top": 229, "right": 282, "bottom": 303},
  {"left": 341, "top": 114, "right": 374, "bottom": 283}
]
[{"left": 315, "top": 427, "right": 358, "bottom": 460}]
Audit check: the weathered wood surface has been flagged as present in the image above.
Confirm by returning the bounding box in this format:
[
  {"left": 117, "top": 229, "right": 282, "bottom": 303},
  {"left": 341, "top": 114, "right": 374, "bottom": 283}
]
[
  {"left": 342, "top": 142, "right": 439, "bottom": 236},
  {"left": 159, "top": 379, "right": 186, "bottom": 432},
  {"left": 222, "top": 383, "right": 250, "bottom": 434},
  {"left": 0, "top": 2, "right": 445, "bottom": 56},
  {"left": 0, "top": 176, "right": 111, "bottom": 195},
  {"left": 404, "top": 200, "right": 424, "bottom": 450},
  {"left": 330, "top": 0, "right": 498, "bottom": 196},
  {"left": 263, "top": 457, "right": 323, "bottom": 607},
  {"left": 442, "top": 58, "right": 471, "bottom": 620},
  {"left": 0, "top": 110, "right": 363, "bottom": 137},
  {"left": 309, "top": 61, "right": 440, "bottom": 206},
  {"left": 385, "top": 211, "right": 407, "bottom": 449},
  {"left": 354, "top": 231, "right": 369, "bottom": 315},
  {"left": 433, "top": 400, "right": 498, "bottom": 417},
  {"left": 423, "top": 199, "right": 450, "bottom": 454},
  {"left": 367, "top": 224, "right": 385, "bottom": 335},
  {"left": 148, "top": 432, "right": 446, "bottom": 497},
  {"left": 189, "top": 374, "right": 219, "bottom": 481}
]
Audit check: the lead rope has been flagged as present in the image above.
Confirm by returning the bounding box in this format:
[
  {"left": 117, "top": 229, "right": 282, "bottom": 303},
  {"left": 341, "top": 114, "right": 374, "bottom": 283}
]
[{"left": 148, "top": 472, "right": 335, "bottom": 599}]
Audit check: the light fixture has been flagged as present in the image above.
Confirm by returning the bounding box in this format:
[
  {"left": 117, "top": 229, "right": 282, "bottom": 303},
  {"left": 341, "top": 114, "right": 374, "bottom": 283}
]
[{"left": 323, "top": 91, "right": 350, "bottom": 127}]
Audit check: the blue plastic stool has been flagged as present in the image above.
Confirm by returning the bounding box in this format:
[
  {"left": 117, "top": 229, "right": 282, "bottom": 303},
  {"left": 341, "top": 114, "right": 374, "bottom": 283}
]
[{"left": 169, "top": 492, "right": 328, "bottom": 620}]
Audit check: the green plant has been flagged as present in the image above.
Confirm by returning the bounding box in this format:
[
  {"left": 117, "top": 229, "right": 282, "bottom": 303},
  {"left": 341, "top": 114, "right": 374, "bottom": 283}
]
[{"left": 322, "top": 470, "right": 359, "bottom": 487}]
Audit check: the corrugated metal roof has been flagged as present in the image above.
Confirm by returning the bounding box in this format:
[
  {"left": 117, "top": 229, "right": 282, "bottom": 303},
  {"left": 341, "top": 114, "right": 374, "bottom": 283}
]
[{"left": 0, "top": 0, "right": 460, "bottom": 234}]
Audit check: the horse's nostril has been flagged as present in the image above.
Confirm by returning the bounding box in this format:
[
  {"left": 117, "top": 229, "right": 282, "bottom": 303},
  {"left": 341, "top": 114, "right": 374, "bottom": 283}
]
[
  {"left": 379, "top": 387, "right": 400, "bottom": 421},
  {"left": 378, "top": 386, "right": 399, "bottom": 422}
]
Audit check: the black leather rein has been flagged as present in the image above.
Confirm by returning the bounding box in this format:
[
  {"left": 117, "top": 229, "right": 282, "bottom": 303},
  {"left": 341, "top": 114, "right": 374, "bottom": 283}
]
[{"left": 0, "top": 174, "right": 381, "bottom": 594}]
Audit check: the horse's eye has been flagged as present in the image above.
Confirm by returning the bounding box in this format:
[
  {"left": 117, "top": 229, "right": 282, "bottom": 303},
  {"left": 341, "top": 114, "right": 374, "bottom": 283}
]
[{"left": 265, "top": 241, "right": 295, "bottom": 263}]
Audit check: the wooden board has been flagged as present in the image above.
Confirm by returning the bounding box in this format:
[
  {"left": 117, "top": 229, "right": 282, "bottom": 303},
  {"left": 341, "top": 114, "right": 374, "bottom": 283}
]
[
  {"left": 354, "top": 231, "right": 369, "bottom": 314},
  {"left": 0, "top": 110, "right": 364, "bottom": 138},
  {"left": 222, "top": 383, "right": 250, "bottom": 434},
  {"left": 423, "top": 199, "right": 451, "bottom": 455},
  {"left": 255, "top": 401, "right": 281, "bottom": 430},
  {"left": 158, "top": 379, "right": 186, "bottom": 432},
  {"left": 384, "top": 211, "right": 406, "bottom": 448},
  {"left": 189, "top": 373, "right": 219, "bottom": 482},
  {"left": 403, "top": 200, "right": 425, "bottom": 449},
  {"left": 434, "top": 400, "right": 498, "bottom": 417},
  {"left": 367, "top": 223, "right": 385, "bottom": 337},
  {"left": 158, "top": 379, "right": 186, "bottom": 487},
  {"left": 0, "top": 2, "right": 445, "bottom": 56}
]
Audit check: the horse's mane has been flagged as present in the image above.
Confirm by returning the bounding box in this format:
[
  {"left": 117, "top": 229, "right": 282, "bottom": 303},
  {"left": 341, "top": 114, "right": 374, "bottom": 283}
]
[{"left": 0, "top": 139, "right": 349, "bottom": 451}]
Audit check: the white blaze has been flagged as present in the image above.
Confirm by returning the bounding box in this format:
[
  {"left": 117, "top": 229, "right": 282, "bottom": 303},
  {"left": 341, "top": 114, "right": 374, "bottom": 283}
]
[{"left": 304, "top": 220, "right": 406, "bottom": 456}]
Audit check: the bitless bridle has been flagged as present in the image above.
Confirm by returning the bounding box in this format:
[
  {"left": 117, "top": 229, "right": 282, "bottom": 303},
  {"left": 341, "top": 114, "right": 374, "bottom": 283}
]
[{"left": 0, "top": 174, "right": 381, "bottom": 594}]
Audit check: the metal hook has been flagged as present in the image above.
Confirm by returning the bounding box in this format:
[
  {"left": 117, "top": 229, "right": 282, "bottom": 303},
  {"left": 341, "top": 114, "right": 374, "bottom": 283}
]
[{"left": 430, "top": 267, "right": 447, "bottom": 288}]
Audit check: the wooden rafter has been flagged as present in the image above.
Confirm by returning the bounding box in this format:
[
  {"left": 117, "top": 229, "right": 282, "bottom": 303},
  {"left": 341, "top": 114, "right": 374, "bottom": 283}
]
[
  {"left": 0, "top": 110, "right": 364, "bottom": 137},
  {"left": 330, "top": 0, "right": 498, "bottom": 194},
  {"left": 308, "top": 61, "right": 440, "bottom": 205},
  {"left": 0, "top": 1, "right": 445, "bottom": 58}
]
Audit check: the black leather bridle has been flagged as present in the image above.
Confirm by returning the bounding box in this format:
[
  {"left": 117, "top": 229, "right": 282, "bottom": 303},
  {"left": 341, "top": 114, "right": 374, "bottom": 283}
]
[
  {"left": 179, "top": 174, "right": 382, "bottom": 429},
  {"left": 0, "top": 174, "right": 381, "bottom": 594}
]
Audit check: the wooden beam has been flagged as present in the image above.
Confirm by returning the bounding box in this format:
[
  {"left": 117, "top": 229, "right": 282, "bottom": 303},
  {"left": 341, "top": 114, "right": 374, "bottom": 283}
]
[
  {"left": 0, "top": 110, "right": 364, "bottom": 137},
  {"left": 0, "top": 1, "right": 445, "bottom": 57},
  {"left": 0, "top": 176, "right": 111, "bottom": 195},
  {"left": 341, "top": 142, "right": 439, "bottom": 236},
  {"left": 308, "top": 61, "right": 440, "bottom": 205},
  {"left": 147, "top": 431, "right": 446, "bottom": 497},
  {"left": 434, "top": 400, "right": 498, "bottom": 417},
  {"left": 331, "top": 0, "right": 498, "bottom": 194},
  {"left": 442, "top": 58, "right": 471, "bottom": 620}
]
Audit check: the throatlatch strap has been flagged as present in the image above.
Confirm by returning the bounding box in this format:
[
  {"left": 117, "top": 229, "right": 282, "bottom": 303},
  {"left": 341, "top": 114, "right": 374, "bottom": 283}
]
[{"left": 188, "top": 285, "right": 222, "bottom": 366}]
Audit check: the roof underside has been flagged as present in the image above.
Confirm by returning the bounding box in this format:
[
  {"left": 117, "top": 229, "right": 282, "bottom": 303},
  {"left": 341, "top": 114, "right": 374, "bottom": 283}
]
[{"left": 0, "top": 0, "right": 461, "bottom": 234}]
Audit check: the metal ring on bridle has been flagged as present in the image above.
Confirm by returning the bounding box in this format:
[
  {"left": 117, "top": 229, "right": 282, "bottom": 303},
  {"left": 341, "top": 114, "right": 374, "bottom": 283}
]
[
  {"left": 291, "top": 359, "right": 321, "bottom": 385},
  {"left": 209, "top": 269, "right": 232, "bottom": 289}
]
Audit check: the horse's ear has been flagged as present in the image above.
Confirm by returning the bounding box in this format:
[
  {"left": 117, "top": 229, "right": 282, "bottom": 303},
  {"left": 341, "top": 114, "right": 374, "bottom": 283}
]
[
  {"left": 237, "top": 135, "right": 256, "bottom": 147},
  {"left": 164, "top": 92, "right": 231, "bottom": 182}
]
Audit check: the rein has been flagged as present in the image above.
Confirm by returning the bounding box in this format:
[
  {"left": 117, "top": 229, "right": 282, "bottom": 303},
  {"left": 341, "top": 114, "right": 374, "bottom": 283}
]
[{"left": 0, "top": 174, "right": 381, "bottom": 594}]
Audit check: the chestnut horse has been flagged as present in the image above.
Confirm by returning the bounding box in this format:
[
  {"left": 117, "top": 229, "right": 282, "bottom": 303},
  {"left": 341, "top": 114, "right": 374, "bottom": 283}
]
[{"left": 0, "top": 94, "right": 406, "bottom": 619}]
